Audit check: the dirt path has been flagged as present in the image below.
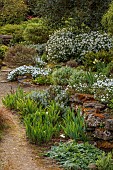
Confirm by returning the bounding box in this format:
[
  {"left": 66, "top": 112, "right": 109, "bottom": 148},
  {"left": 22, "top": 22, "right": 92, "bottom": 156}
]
[{"left": 0, "top": 68, "right": 62, "bottom": 170}]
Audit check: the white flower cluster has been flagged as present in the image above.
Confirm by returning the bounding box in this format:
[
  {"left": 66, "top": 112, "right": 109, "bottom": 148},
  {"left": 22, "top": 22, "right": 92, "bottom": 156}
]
[
  {"left": 46, "top": 29, "right": 75, "bottom": 62},
  {"left": 46, "top": 30, "right": 113, "bottom": 62},
  {"left": 75, "top": 31, "right": 113, "bottom": 60},
  {"left": 7, "top": 65, "right": 51, "bottom": 81},
  {"left": 36, "top": 57, "right": 46, "bottom": 67},
  {"left": 93, "top": 76, "right": 113, "bottom": 103}
]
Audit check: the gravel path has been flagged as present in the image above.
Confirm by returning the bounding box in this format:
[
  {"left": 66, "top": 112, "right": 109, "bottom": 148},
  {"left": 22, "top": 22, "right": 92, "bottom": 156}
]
[{"left": 0, "top": 68, "right": 62, "bottom": 170}]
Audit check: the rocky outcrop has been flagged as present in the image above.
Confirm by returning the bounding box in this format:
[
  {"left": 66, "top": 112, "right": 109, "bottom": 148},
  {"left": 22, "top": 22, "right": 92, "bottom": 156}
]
[{"left": 70, "top": 93, "right": 113, "bottom": 142}]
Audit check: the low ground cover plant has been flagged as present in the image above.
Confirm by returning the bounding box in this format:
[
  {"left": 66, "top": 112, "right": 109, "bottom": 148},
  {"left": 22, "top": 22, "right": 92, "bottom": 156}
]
[
  {"left": 7, "top": 65, "right": 51, "bottom": 81},
  {"left": 29, "top": 85, "right": 69, "bottom": 110},
  {"left": 46, "top": 141, "right": 104, "bottom": 170},
  {"left": 96, "top": 152, "right": 113, "bottom": 170}
]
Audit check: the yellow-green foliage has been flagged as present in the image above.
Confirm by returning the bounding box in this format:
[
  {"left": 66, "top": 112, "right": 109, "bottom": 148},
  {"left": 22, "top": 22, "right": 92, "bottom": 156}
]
[
  {"left": 83, "top": 49, "right": 113, "bottom": 71},
  {"left": 0, "top": 24, "right": 25, "bottom": 43},
  {"left": 0, "top": 45, "right": 8, "bottom": 60},
  {"left": 0, "top": 0, "right": 28, "bottom": 25},
  {"left": 23, "top": 20, "right": 50, "bottom": 44},
  {"left": 102, "top": 1, "right": 113, "bottom": 34},
  {"left": 0, "top": 24, "right": 22, "bottom": 35}
]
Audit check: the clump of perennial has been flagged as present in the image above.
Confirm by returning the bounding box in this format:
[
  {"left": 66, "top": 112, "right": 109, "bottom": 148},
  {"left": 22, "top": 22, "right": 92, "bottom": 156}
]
[{"left": 7, "top": 65, "right": 51, "bottom": 81}]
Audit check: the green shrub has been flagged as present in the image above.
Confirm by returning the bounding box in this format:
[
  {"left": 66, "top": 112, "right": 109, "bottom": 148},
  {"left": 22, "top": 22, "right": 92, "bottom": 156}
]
[
  {"left": 103, "top": 61, "right": 113, "bottom": 77},
  {"left": 51, "top": 66, "right": 73, "bottom": 85},
  {"left": 0, "top": 45, "right": 8, "bottom": 60},
  {"left": 96, "top": 152, "right": 113, "bottom": 170},
  {"left": 0, "top": 0, "right": 28, "bottom": 25},
  {"left": 33, "top": 75, "right": 52, "bottom": 85},
  {"left": 23, "top": 21, "right": 50, "bottom": 44},
  {"left": 0, "top": 24, "right": 25, "bottom": 43},
  {"left": 102, "top": 1, "right": 113, "bottom": 34},
  {"left": 4, "top": 44, "right": 37, "bottom": 67},
  {"left": 83, "top": 50, "right": 113, "bottom": 71}
]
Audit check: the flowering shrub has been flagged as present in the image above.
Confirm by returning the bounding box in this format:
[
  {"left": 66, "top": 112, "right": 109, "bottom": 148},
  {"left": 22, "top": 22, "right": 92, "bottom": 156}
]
[
  {"left": 46, "top": 29, "right": 75, "bottom": 62},
  {"left": 7, "top": 65, "right": 51, "bottom": 81},
  {"left": 74, "top": 31, "right": 113, "bottom": 62},
  {"left": 46, "top": 30, "right": 113, "bottom": 63},
  {"left": 93, "top": 75, "right": 113, "bottom": 104}
]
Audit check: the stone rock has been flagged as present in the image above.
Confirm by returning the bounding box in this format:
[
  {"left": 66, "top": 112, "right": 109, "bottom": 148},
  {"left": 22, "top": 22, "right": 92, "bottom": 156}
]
[
  {"left": 83, "top": 101, "right": 105, "bottom": 111},
  {"left": 0, "top": 34, "right": 13, "bottom": 45},
  {"left": 105, "top": 119, "right": 113, "bottom": 131},
  {"left": 85, "top": 114, "right": 103, "bottom": 128},
  {"left": 83, "top": 108, "right": 96, "bottom": 115},
  {"left": 94, "top": 128, "right": 113, "bottom": 140},
  {"left": 96, "top": 140, "right": 113, "bottom": 149},
  {"left": 88, "top": 163, "right": 97, "bottom": 170},
  {"left": 74, "top": 93, "right": 94, "bottom": 103}
]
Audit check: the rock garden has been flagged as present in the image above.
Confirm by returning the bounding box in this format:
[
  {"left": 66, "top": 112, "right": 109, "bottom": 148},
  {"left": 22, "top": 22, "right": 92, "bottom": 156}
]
[{"left": 1, "top": 0, "right": 113, "bottom": 170}]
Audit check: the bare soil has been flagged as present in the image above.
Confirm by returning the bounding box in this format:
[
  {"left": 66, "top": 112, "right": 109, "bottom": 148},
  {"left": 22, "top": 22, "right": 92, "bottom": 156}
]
[{"left": 0, "top": 68, "right": 62, "bottom": 170}]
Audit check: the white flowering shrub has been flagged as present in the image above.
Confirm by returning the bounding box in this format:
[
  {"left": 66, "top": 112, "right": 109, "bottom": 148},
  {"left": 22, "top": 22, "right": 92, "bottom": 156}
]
[
  {"left": 75, "top": 31, "right": 113, "bottom": 62},
  {"left": 7, "top": 65, "right": 51, "bottom": 81},
  {"left": 46, "top": 29, "right": 75, "bottom": 62},
  {"left": 93, "top": 75, "right": 113, "bottom": 104},
  {"left": 46, "top": 30, "right": 113, "bottom": 63}
]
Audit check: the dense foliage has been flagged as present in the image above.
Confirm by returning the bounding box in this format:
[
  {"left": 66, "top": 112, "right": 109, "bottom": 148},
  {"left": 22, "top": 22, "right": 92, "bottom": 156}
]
[
  {"left": 0, "top": 0, "right": 28, "bottom": 25},
  {"left": 46, "top": 141, "right": 104, "bottom": 170},
  {"left": 1, "top": 0, "right": 113, "bottom": 169},
  {"left": 46, "top": 30, "right": 113, "bottom": 63}
]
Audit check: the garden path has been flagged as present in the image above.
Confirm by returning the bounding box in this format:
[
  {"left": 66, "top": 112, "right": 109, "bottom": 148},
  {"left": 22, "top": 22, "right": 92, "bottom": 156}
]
[{"left": 0, "top": 68, "right": 62, "bottom": 170}]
